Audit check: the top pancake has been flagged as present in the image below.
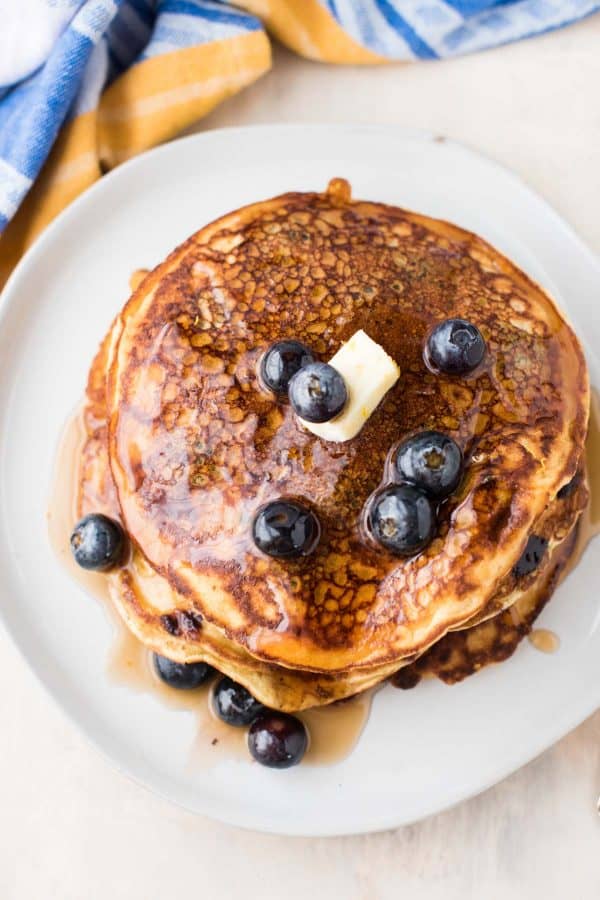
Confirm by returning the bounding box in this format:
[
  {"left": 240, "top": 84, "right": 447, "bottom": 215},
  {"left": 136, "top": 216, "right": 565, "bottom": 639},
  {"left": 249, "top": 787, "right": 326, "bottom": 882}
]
[{"left": 106, "top": 178, "right": 588, "bottom": 673}]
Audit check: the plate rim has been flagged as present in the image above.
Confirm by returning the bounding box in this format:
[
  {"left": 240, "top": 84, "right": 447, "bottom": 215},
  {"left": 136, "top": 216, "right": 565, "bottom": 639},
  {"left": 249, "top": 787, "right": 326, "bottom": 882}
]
[
  {"left": 3, "top": 122, "right": 600, "bottom": 309},
  {"left": 0, "top": 123, "right": 599, "bottom": 837}
]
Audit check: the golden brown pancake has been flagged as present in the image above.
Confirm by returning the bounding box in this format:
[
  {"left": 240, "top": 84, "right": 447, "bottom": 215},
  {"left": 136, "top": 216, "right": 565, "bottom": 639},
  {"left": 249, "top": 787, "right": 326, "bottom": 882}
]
[
  {"left": 73, "top": 178, "right": 589, "bottom": 709},
  {"left": 393, "top": 522, "right": 580, "bottom": 688},
  {"left": 81, "top": 324, "right": 407, "bottom": 709},
  {"left": 103, "top": 178, "right": 588, "bottom": 674},
  {"left": 93, "top": 483, "right": 587, "bottom": 709},
  {"left": 79, "top": 349, "right": 587, "bottom": 709}
]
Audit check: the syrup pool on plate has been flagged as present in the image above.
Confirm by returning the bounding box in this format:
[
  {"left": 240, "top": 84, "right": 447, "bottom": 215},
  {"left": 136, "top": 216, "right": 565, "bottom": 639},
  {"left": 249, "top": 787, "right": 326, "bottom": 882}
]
[
  {"left": 48, "top": 378, "right": 600, "bottom": 761},
  {"left": 47, "top": 406, "right": 371, "bottom": 766}
]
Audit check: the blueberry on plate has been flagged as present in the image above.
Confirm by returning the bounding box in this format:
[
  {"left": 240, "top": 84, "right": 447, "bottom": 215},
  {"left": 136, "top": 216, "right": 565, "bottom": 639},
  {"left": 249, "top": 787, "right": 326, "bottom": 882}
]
[
  {"left": 425, "top": 318, "right": 486, "bottom": 375},
  {"left": 393, "top": 431, "right": 463, "bottom": 499},
  {"left": 368, "top": 484, "right": 436, "bottom": 556},
  {"left": 70, "top": 513, "right": 125, "bottom": 571},
  {"left": 513, "top": 535, "right": 548, "bottom": 578},
  {"left": 260, "top": 340, "right": 315, "bottom": 395},
  {"left": 248, "top": 713, "right": 308, "bottom": 769},
  {"left": 213, "top": 676, "right": 265, "bottom": 726},
  {"left": 153, "top": 655, "right": 214, "bottom": 689},
  {"left": 288, "top": 361, "right": 347, "bottom": 423},
  {"left": 252, "top": 499, "right": 320, "bottom": 558}
]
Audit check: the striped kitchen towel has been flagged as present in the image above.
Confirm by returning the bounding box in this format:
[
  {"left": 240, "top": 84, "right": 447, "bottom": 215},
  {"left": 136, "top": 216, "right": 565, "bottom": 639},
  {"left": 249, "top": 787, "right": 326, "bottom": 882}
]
[{"left": 1, "top": 0, "right": 598, "bottom": 287}]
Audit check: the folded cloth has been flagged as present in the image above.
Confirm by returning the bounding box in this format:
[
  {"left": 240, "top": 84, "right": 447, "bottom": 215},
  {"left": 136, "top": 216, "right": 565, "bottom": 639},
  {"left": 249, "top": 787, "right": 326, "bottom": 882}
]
[{"left": 1, "top": 0, "right": 598, "bottom": 287}]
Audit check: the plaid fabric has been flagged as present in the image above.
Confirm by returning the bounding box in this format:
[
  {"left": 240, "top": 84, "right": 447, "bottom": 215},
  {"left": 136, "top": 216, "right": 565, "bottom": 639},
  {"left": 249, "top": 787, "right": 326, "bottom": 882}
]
[
  {"left": 320, "top": 0, "right": 600, "bottom": 59},
  {"left": 0, "top": 0, "right": 597, "bottom": 284}
]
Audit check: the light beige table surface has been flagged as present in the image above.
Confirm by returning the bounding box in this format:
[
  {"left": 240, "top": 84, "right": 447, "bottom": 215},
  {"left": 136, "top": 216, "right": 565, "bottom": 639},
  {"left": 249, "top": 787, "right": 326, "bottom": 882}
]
[{"left": 2, "top": 17, "right": 600, "bottom": 899}]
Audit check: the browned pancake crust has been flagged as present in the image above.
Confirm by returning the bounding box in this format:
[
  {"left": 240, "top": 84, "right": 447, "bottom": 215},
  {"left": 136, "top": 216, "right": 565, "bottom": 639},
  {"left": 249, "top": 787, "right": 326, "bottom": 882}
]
[
  {"left": 76, "top": 315, "right": 587, "bottom": 708},
  {"left": 105, "top": 179, "right": 588, "bottom": 672},
  {"left": 393, "top": 521, "right": 579, "bottom": 688}
]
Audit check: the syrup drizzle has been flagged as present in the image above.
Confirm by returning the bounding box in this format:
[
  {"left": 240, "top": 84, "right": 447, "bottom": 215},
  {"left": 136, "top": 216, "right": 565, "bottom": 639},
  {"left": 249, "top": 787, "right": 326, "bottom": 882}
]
[
  {"left": 48, "top": 391, "right": 600, "bottom": 759},
  {"left": 48, "top": 408, "right": 370, "bottom": 766},
  {"left": 129, "top": 269, "right": 149, "bottom": 291},
  {"left": 528, "top": 628, "right": 560, "bottom": 654}
]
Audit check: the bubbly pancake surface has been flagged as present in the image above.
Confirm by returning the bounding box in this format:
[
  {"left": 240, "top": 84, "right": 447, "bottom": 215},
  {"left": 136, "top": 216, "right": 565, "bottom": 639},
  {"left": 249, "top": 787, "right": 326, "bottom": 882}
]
[
  {"left": 393, "top": 500, "right": 581, "bottom": 688},
  {"left": 104, "top": 180, "right": 588, "bottom": 674},
  {"left": 79, "top": 326, "right": 587, "bottom": 709}
]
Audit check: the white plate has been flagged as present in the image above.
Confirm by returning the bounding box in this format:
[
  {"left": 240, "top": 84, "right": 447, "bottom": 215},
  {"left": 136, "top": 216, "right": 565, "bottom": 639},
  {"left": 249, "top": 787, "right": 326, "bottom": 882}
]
[{"left": 1, "top": 125, "right": 599, "bottom": 837}]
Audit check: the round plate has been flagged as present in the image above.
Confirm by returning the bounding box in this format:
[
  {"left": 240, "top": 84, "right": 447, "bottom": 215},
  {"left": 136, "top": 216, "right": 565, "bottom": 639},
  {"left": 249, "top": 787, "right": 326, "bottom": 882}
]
[{"left": 1, "top": 125, "right": 599, "bottom": 837}]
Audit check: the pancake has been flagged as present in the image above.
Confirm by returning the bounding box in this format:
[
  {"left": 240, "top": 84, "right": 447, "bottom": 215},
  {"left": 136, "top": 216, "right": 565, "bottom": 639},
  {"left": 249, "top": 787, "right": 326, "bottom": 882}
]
[
  {"left": 81, "top": 326, "right": 406, "bottom": 709},
  {"left": 79, "top": 327, "right": 587, "bottom": 708},
  {"left": 103, "top": 178, "right": 588, "bottom": 675},
  {"left": 393, "top": 520, "right": 580, "bottom": 688},
  {"left": 79, "top": 339, "right": 587, "bottom": 708},
  {"left": 73, "top": 178, "right": 589, "bottom": 709}
]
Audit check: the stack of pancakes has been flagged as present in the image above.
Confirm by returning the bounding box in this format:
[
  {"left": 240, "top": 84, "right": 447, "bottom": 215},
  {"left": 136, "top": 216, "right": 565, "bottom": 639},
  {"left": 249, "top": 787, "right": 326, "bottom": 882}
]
[{"left": 78, "top": 179, "right": 589, "bottom": 711}]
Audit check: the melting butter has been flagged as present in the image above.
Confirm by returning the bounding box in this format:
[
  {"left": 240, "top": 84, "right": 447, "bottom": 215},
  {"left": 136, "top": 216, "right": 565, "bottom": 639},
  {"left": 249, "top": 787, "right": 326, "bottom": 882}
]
[{"left": 299, "top": 329, "right": 399, "bottom": 442}]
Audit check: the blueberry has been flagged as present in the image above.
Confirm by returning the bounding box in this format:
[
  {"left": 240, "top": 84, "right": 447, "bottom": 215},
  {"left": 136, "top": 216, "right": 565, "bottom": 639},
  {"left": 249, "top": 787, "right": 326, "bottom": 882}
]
[
  {"left": 248, "top": 713, "right": 308, "bottom": 769},
  {"left": 289, "top": 362, "right": 347, "bottom": 423},
  {"left": 393, "top": 431, "right": 463, "bottom": 499},
  {"left": 252, "top": 499, "right": 320, "bottom": 558},
  {"left": 153, "top": 655, "right": 214, "bottom": 689},
  {"left": 425, "top": 318, "right": 486, "bottom": 375},
  {"left": 368, "top": 484, "right": 436, "bottom": 556},
  {"left": 260, "top": 340, "right": 315, "bottom": 395},
  {"left": 213, "top": 676, "right": 265, "bottom": 726},
  {"left": 70, "top": 513, "right": 125, "bottom": 571},
  {"left": 513, "top": 535, "right": 548, "bottom": 578}
]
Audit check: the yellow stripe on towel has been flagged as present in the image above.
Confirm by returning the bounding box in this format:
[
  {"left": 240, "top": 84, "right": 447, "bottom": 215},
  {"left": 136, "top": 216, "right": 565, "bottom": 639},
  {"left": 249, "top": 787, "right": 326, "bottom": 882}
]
[
  {"left": 0, "top": 30, "right": 271, "bottom": 289},
  {"left": 0, "top": 110, "right": 100, "bottom": 289},
  {"left": 98, "top": 30, "right": 272, "bottom": 167},
  {"left": 238, "top": 0, "right": 387, "bottom": 63}
]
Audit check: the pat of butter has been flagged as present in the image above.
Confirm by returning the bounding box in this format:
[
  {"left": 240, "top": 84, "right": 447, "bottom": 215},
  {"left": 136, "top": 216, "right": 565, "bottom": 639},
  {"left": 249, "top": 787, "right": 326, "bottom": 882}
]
[{"left": 299, "top": 330, "right": 400, "bottom": 442}]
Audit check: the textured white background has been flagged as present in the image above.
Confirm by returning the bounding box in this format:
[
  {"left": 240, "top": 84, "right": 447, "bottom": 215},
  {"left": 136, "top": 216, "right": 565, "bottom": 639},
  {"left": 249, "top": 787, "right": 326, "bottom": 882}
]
[{"left": 2, "top": 16, "right": 600, "bottom": 898}]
